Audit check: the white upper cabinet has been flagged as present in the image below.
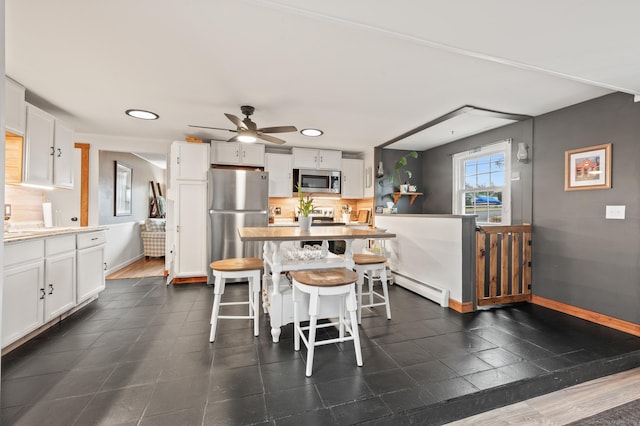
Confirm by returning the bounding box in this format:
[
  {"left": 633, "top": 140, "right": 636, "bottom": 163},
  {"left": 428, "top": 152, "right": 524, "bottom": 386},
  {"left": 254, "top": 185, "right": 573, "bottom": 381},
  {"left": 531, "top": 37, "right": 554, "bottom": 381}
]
[
  {"left": 5, "top": 77, "right": 26, "bottom": 135},
  {"left": 23, "top": 103, "right": 75, "bottom": 189},
  {"left": 265, "top": 153, "right": 293, "bottom": 197},
  {"left": 292, "top": 147, "right": 342, "bottom": 170},
  {"left": 24, "top": 104, "right": 55, "bottom": 186},
  {"left": 341, "top": 158, "right": 364, "bottom": 199},
  {"left": 53, "top": 120, "right": 74, "bottom": 188},
  {"left": 211, "top": 141, "right": 265, "bottom": 167},
  {"left": 170, "top": 141, "right": 210, "bottom": 182}
]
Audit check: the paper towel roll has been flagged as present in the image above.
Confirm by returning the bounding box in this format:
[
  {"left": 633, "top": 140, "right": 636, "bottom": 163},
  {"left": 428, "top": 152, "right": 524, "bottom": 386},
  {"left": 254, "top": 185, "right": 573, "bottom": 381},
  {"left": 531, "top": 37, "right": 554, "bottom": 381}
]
[{"left": 43, "top": 202, "right": 53, "bottom": 228}]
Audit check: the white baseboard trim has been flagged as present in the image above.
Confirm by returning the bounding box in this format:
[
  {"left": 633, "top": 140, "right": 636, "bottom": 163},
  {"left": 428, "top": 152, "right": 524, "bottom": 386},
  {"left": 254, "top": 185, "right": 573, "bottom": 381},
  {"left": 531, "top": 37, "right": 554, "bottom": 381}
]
[
  {"left": 105, "top": 253, "right": 144, "bottom": 276},
  {"left": 391, "top": 271, "right": 450, "bottom": 307}
]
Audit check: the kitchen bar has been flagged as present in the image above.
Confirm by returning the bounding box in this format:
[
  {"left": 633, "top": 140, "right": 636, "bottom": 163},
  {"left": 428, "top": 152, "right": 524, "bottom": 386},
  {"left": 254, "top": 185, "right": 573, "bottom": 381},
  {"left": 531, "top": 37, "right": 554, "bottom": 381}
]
[{"left": 238, "top": 226, "right": 395, "bottom": 342}]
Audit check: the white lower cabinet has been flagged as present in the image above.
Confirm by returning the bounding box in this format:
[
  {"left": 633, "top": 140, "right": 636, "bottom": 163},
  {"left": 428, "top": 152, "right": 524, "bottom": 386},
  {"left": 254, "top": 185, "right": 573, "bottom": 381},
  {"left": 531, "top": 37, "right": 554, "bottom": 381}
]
[
  {"left": 2, "top": 241, "right": 45, "bottom": 348},
  {"left": 175, "top": 180, "right": 208, "bottom": 277},
  {"left": 2, "top": 231, "right": 106, "bottom": 349},
  {"left": 76, "top": 231, "right": 106, "bottom": 303}
]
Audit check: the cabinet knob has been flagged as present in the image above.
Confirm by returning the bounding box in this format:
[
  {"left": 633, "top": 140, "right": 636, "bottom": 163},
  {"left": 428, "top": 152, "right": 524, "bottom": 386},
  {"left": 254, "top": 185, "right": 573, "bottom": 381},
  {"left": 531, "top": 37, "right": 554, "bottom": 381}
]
[
  {"left": 57, "top": 148, "right": 62, "bottom": 157},
  {"left": 49, "top": 284, "right": 54, "bottom": 295},
  {"left": 40, "top": 288, "right": 46, "bottom": 299},
  {"left": 104, "top": 262, "right": 107, "bottom": 271},
  {"left": 50, "top": 146, "right": 55, "bottom": 156}
]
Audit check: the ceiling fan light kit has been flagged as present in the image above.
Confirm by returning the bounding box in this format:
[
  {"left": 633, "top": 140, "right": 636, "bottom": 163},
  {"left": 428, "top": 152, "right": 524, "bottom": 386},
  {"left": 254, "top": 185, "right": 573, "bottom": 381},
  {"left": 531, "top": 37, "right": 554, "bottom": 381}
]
[{"left": 189, "top": 105, "right": 297, "bottom": 145}]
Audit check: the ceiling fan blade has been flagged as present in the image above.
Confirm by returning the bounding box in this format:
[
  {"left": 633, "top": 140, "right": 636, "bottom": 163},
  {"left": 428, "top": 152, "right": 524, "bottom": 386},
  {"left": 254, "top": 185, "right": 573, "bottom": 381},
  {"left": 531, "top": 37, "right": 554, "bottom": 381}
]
[
  {"left": 188, "top": 125, "right": 237, "bottom": 133},
  {"left": 225, "top": 113, "right": 248, "bottom": 130},
  {"left": 257, "top": 126, "right": 298, "bottom": 133},
  {"left": 256, "top": 133, "right": 286, "bottom": 145},
  {"left": 243, "top": 117, "right": 258, "bottom": 131}
]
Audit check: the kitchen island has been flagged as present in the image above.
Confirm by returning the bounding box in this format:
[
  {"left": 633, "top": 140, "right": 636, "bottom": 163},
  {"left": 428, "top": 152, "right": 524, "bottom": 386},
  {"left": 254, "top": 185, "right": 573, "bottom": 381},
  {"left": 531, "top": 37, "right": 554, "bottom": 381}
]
[
  {"left": 239, "top": 226, "right": 395, "bottom": 342},
  {"left": 374, "top": 214, "right": 476, "bottom": 312}
]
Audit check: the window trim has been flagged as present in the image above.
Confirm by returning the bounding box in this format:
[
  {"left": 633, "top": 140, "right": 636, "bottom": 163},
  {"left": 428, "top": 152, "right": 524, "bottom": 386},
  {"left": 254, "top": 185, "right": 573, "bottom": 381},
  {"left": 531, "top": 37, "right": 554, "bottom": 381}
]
[{"left": 452, "top": 140, "right": 511, "bottom": 225}]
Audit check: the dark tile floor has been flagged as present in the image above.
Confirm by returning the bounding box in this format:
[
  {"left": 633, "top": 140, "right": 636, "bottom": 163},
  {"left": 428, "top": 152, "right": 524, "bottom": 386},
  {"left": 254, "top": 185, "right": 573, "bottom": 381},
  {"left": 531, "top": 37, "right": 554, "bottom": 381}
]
[{"left": 2, "top": 277, "right": 640, "bottom": 425}]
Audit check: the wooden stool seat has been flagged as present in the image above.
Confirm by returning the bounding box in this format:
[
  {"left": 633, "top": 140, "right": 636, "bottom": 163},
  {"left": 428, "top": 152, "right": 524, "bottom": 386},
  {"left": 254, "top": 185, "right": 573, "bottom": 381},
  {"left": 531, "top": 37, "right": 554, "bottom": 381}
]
[
  {"left": 210, "top": 257, "right": 263, "bottom": 272},
  {"left": 209, "top": 257, "right": 263, "bottom": 343},
  {"left": 289, "top": 268, "right": 359, "bottom": 287},
  {"left": 353, "top": 254, "right": 387, "bottom": 265},
  {"left": 291, "top": 267, "right": 363, "bottom": 377}
]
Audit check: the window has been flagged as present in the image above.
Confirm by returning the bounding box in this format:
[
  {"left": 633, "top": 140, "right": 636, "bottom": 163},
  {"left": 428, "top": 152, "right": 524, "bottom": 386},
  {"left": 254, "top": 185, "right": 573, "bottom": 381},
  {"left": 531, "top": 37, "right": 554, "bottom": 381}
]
[{"left": 452, "top": 140, "right": 511, "bottom": 225}]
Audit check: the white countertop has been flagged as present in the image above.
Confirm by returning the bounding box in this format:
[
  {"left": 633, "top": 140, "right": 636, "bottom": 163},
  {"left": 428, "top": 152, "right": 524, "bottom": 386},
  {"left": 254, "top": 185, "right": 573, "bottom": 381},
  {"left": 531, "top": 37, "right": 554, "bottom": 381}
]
[{"left": 4, "top": 226, "right": 107, "bottom": 243}]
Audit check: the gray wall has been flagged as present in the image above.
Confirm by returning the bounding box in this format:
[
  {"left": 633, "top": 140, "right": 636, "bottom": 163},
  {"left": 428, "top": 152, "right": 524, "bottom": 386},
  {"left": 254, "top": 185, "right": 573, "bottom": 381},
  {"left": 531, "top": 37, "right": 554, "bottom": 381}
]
[
  {"left": 98, "top": 151, "right": 165, "bottom": 225},
  {"left": 420, "top": 119, "right": 534, "bottom": 225},
  {"left": 532, "top": 92, "right": 640, "bottom": 324},
  {"left": 375, "top": 149, "right": 424, "bottom": 214}
]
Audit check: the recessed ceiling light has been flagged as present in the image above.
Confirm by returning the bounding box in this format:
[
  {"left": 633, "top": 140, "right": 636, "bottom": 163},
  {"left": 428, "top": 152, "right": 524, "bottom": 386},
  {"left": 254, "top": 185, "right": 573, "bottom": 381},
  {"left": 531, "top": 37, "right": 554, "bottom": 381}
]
[
  {"left": 125, "top": 109, "right": 159, "bottom": 120},
  {"left": 301, "top": 128, "right": 323, "bottom": 137}
]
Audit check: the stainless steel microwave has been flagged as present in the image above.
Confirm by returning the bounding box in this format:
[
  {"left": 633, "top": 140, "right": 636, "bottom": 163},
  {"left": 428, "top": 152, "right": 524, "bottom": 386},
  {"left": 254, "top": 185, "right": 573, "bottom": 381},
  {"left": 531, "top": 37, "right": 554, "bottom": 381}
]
[{"left": 293, "top": 169, "right": 341, "bottom": 194}]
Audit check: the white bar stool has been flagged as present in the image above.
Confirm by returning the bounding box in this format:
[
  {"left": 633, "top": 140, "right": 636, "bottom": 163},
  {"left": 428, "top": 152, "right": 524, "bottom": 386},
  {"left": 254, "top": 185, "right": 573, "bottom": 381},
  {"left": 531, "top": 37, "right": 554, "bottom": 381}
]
[
  {"left": 353, "top": 253, "right": 391, "bottom": 324},
  {"left": 209, "top": 257, "right": 263, "bottom": 342},
  {"left": 290, "top": 268, "right": 363, "bottom": 377}
]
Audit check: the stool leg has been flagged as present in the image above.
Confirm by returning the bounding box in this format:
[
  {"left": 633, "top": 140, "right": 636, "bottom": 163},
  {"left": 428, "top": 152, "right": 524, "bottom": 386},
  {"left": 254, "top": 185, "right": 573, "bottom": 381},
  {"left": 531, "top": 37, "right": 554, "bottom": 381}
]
[
  {"left": 306, "top": 290, "right": 319, "bottom": 377},
  {"left": 379, "top": 266, "right": 391, "bottom": 320},
  {"left": 346, "top": 285, "right": 363, "bottom": 367},
  {"left": 356, "top": 267, "right": 364, "bottom": 324},
  {"left": 367, "top": 270, "right": 374, "bottom": 307},
  {"left": 293, "top": 284, "right": 300, "bottom": 352},
  {"left": 210, "top": 275, "right": 226, "bottom": 342},
  {"left": 250, "top": 272, "right": 260, "bottom": 337}
]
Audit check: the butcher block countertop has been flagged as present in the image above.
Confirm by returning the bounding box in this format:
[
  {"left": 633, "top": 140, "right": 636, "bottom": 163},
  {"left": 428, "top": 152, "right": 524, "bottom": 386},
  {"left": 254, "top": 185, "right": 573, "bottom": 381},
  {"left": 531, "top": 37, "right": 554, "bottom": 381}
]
[{"left": 4, "top": 226, "right": 107, "bottom": 243}]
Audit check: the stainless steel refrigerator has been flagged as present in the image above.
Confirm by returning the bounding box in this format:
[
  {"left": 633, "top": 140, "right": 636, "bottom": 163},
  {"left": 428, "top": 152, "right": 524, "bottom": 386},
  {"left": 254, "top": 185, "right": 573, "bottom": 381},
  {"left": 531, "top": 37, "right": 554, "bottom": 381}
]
[{"left": 207, "top": 169, "right": 268, "bottom": 283}]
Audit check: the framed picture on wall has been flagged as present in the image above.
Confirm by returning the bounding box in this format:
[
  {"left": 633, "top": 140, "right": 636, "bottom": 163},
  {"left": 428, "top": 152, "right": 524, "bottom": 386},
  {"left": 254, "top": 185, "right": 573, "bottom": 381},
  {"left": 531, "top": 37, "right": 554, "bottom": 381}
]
[
  {"left": 114, "top": 161, "right": 133, "bottom": 216},
  {"left": 564, "top": 143, "right": 611, "bottom": 191}
]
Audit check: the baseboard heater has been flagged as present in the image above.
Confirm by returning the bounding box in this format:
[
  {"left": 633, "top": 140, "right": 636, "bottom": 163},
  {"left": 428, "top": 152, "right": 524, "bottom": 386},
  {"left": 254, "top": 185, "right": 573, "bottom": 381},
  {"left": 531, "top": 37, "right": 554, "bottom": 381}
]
[{"left": 391, "top": 271, "right": 450, "bottom": 308}]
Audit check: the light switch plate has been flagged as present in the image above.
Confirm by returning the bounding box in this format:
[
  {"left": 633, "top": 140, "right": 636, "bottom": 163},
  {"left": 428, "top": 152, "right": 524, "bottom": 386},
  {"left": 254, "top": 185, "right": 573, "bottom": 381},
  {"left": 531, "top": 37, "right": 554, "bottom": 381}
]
[{"left": 605, "top": 205, "right": 625, "bottom": 220}]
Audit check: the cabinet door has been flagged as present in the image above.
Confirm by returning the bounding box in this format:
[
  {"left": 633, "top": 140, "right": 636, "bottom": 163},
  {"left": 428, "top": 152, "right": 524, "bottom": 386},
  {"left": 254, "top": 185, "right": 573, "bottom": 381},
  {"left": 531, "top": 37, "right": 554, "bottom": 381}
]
[
  {"left": 2, "top": 261, "right": 45, "bottom": 348},
  {"left": 240, "top": 143, "right": 265, "bottom": 167},
  {"left": 77, "top": 245, "right": 106, "bottom": 303},
  {"left": 5, "top": 77, "right": 26, "bottom": 135},
  {"left": 53, "top": 120, "right": 75, "bottom": 188},
  {"left": 175, "top": 180, "right": 207, "bottom": 277},
  {"left": 212, "top": 141, "right": 241, "bottom": 165},
  {"left": 318, "top": 149, "right": 342, "bottom": 170},
  {"left": 341, "top": 158, "right": 364, "bottom": 199},
  {"left": 291, "top": 147, "right": 319, "bottom": 169},
  {"left": 45, "top": 252, "right": 76, "bottom": 321},
  {"left": 172, "top": 142, "right": 209, "bottom": 181},
  {"left": 24, "top": 104, "right": 55, "bottom": 186},
  {"left": 265, "top": 153, "right": 292, "bottom": 197}
]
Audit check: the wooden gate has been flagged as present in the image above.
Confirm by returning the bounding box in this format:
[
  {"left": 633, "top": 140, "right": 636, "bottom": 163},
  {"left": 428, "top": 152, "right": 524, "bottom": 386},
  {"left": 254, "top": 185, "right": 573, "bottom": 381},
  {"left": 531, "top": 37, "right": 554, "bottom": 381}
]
[{"left": 476, "top": 224, "right": 532, "bottom": 307}]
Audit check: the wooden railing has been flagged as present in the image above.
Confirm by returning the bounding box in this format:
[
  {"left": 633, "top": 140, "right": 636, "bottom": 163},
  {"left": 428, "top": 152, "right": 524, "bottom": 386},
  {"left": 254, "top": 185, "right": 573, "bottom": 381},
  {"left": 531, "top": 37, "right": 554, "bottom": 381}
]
[{"left": 476, "top": 224, "right": 532, "bottom": 307}]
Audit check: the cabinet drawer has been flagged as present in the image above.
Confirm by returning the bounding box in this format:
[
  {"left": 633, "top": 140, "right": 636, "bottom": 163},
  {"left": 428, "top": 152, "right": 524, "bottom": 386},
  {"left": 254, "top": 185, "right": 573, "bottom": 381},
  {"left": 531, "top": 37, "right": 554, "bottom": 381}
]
[
  {"left": 77, "top": 231, "right": 106, "bottom": 249},
  {"left": 45, "top": 235, "right": 76, "bottom": 256},
  {"left": 5, "top": 240, "right": 45, "bottom": 267}
]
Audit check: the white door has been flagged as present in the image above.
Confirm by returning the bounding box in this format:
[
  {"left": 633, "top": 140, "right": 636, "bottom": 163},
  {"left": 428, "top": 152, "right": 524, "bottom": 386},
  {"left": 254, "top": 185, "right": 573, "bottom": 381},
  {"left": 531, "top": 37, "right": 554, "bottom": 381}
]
[
  {"left": 212, "top": 142, "right": 241, "bottom": 165},
  {"left": 175, "top": 142, "right": 209, "bottom": 180},
  {"left": 240, "top": 144, "right": 265, "bottom": 167},
  {"left": 318, "top": 149, "right": 342, "bottom": 170},
  {"left": 292, "top": 147, "right": 319, "bottom": 169},
  {"left": 77, "top": 245, "right": 106, "bottom": 303},
  {"left": 265, "top": 153, "right": 292, "bottom": 197},
  {"left": 341, "top": 158, "right": 364, "bottom": 199},
  {"left": 176, "top": 180, "right": 208, "bottom": 277},
  {"left": 24, "top": 104, "right": 55, "bottom": 186},
  {"left": 45, "top": 252, "right": 76, "bottom": 321},
  {"left": 53, "top": 120, "right": 75, "bottom": 188},
  {"left": 2, "top": 262, "right": 45, "bottom": 347}
]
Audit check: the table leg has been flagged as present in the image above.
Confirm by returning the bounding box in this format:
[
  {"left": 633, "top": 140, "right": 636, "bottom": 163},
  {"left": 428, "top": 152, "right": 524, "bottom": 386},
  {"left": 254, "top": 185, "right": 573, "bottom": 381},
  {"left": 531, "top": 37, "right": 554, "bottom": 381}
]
[{"left": 269, "top": 241, "right": 283, "bottom": 343}]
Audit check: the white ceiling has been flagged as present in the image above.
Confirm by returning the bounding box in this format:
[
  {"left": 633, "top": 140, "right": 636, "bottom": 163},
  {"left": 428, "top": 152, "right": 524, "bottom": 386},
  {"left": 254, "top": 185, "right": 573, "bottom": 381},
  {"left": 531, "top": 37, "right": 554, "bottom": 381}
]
[{"left": 6, "top": 1, "right": 640, "bottom": 153}]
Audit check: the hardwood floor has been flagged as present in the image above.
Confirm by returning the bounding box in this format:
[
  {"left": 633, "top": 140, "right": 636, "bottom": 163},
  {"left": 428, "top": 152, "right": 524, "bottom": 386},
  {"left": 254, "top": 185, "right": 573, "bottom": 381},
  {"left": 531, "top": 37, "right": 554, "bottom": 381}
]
[
  {"left": 446, "top": 367, "right": 640, "bottom": 425},
  {"left": 106, "top": 256, "right": 165, "bottom": 279}
]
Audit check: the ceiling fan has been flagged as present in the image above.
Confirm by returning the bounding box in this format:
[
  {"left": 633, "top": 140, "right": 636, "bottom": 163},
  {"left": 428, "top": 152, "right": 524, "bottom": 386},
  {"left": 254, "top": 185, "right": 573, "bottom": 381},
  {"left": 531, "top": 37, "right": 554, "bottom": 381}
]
[{"left": 189, "top": 105, "right": 297, "bottom": 145}]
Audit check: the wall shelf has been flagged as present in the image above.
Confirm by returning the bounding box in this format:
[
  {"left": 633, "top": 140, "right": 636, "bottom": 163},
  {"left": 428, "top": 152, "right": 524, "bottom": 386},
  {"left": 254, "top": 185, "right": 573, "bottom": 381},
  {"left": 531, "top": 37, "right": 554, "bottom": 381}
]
[{"left": 393, "top": 192, "right": 423, "bottom": 205}]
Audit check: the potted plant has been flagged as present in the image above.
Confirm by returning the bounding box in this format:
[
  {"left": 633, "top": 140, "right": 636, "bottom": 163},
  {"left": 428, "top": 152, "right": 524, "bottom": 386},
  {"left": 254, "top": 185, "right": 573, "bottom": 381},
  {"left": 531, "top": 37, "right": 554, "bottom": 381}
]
[
  {"left": 378, "top": 151, "right": 418, "bottom": 192},
  {"left": 297, "top": 184, "right": 315, "bottom": 231}
]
